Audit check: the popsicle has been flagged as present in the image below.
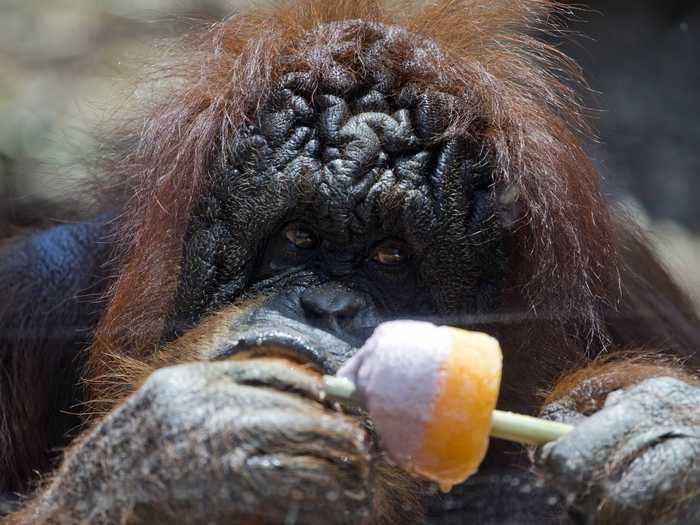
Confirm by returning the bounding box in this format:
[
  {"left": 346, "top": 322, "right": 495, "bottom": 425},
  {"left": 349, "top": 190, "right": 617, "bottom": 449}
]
[{"left": 323, "top": 320, "right": 572, "bottom": 491}]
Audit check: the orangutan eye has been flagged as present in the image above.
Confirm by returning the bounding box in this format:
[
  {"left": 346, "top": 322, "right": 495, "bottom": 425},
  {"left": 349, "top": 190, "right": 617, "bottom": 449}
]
[
  {"left": 371, "top": 240, "right": 409, "bottom": 266},
  {"left": 283, "top": 223, "right": 318, "bottom": 250}
]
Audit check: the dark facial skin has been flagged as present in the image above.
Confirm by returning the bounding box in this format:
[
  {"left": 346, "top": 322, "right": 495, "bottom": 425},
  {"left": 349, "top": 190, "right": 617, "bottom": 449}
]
[{"left": 166, "top": 71, "right": 505, "bottom": 358}]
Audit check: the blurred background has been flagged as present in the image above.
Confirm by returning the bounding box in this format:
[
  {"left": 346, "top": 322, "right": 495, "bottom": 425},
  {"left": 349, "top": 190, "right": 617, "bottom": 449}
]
[{"left": 0, "top": 0, "right": 698, "bottom": 300}]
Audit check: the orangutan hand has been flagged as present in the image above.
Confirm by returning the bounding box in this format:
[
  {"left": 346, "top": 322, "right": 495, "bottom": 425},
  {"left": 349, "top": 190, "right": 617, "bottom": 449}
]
[
  {"left": 537, "top": 377, "right": 700, "bottom": 525},
  {"left": 27, "top": 360, "right": 372, "bottom": 525}
]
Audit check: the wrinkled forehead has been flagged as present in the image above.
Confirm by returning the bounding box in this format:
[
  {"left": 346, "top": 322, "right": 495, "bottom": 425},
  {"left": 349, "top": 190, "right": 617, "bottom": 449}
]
[{"left": 229, "top": 69, "right": 483, "bottom": 244}]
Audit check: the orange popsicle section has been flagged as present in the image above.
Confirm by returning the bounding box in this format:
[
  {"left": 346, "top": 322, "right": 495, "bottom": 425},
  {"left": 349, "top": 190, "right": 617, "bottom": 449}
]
[{"left": 412, "top": 328, "right": 502, "bottom": 491}]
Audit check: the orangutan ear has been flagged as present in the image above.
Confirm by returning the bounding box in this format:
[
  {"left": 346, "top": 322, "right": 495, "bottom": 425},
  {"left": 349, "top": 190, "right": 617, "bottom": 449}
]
[{"left": 496, "top": 183, "right": 522, "bottom": 230}]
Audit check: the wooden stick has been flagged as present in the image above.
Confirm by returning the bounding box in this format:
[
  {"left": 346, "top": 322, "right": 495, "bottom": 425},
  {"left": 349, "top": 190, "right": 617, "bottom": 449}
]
[
  {"left": 490, "top": 410, "right": 572, "bottom": 445},
  {"left": 323, "top": 376, "right": 573, "bottom": 446},
  {"left": 323, "top": 376, "right": 357, "bottom": 400}
]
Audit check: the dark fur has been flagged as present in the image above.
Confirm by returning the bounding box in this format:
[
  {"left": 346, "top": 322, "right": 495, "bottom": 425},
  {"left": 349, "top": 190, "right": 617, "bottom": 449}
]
[{"left": 0, "top": 217, "right": 114, "bottom": 493}]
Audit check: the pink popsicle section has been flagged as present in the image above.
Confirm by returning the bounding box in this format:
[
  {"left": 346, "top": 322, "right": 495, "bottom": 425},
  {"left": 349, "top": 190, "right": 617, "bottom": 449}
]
[{"left": 337, "top": 320, "right": 450, "bottom": 467}]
